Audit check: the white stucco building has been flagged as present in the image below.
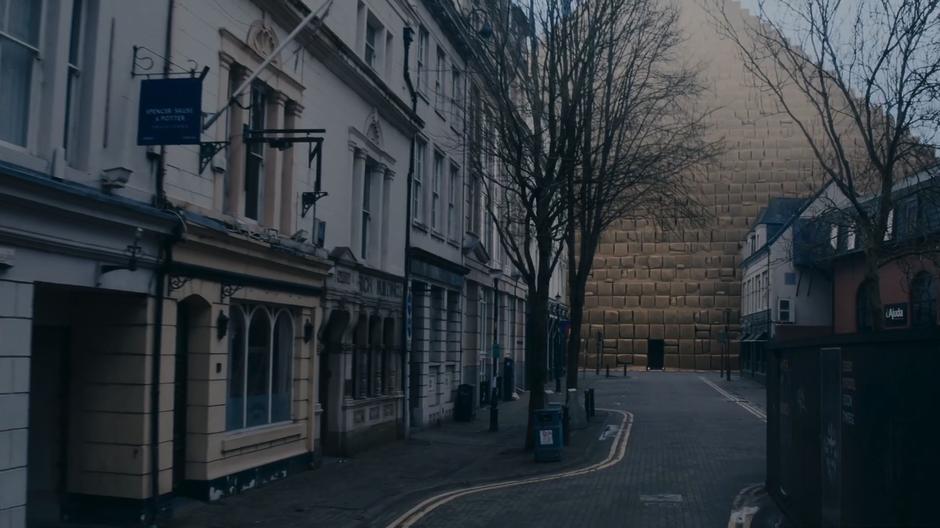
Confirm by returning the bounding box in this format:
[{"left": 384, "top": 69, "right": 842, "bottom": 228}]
[{"left": 0, "top": 1, "right": 565, "bottom": 526}]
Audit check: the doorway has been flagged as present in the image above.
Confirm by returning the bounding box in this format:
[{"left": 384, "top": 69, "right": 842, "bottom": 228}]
[
  {"left": 172, "top": 302, "right": 190, "bottom": 491},
  {"left": 647, "top": 339, "right": 665, "bottom": 370},
  {"left": 27, "top": 325, "right": 71, "bottom": 527}
]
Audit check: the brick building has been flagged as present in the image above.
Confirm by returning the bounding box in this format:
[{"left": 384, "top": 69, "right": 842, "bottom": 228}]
[{"left": 582, "top": 1, "right": 830, "bottom": 370}]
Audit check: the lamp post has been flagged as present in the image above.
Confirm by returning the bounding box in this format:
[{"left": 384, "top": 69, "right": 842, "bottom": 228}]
[{"left": 490, "top": 268, "right": 501, "bottom": 431}]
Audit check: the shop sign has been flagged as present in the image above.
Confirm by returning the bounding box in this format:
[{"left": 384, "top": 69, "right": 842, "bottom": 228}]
[
  {"left": 137, "top": 78, "right": 202, "bottom": 145},
  {"left": 883, "top": 303, "right": 908, "bottom": 327}
]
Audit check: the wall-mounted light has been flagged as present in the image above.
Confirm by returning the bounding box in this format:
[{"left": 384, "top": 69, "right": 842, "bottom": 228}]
[
  {"left": 217, "top": 310, "right": 229, "bottom": 340},
  {"left": 303, "top": 319, "right": 314, "bottom": 343}
]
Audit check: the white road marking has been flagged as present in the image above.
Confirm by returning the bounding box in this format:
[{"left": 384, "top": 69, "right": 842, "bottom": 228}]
[
  {"left": 699, "top": 377, "right": 768, "bottom": 422},
  {"left": 639, "top": 493, "right": 684, "bottom": 504},
  {"left": 598, "top": 424, "right": 619, "bottom": 441},
  {"left": 385, "top": 408, "right": 635, "bottom": 528}
]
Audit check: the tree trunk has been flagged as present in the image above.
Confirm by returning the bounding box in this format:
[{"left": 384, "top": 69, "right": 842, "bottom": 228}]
[
  {"left": 565, "top": 275, "right": 587, "bottom": 389},
  {"left": 864, "top": 256, "right": 884, "bottom": 332},
  {"left": 524, "top": 286, "right": 550, "bottom": 450}
]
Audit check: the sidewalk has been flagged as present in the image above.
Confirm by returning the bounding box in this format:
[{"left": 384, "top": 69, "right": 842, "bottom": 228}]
[{"left": 165, "top": 392, "right": 610, "bottom": 528}]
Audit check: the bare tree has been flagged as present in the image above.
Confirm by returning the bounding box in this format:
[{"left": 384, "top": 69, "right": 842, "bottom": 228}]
[
  {"left": 711, "top": 0, "right": 940, "bottom": 330},
  {"left": 562, "top": 0, "right": 718, "bottom": 389},
  {"left": 467, "top": 0, "right": 579, "bottom": 448}
]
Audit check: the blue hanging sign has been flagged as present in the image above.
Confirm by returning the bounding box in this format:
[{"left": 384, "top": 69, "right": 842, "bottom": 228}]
[{"left": 137, "top": 77, "right": 202, "bottom": 146}]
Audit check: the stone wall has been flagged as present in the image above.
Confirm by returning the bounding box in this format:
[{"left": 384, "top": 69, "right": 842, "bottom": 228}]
[{"left": 584, "top": 0, "right": 829, "bottom": 370}]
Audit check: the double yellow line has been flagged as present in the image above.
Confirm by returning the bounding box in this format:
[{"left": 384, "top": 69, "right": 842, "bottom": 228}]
[{"left": 386, "top": 408, "right": 635, "bottom": 528}]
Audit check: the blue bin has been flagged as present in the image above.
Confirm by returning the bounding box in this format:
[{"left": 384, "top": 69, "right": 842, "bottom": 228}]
[{"left": 533, "top": 408, "right": 563, "bottom": 462}]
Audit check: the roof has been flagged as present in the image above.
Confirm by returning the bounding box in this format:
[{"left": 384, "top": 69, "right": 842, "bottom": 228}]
[{"left": 756, "top": 197, "right": 807, "bottom": 227}]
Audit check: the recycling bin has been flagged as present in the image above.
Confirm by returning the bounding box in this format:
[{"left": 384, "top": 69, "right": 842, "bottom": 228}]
[
  {"left": 533, "top": 408, "right": 563, "bottom": 462},
  {"left": 454, "top": 384, "right": 475, "bottom": 422}
]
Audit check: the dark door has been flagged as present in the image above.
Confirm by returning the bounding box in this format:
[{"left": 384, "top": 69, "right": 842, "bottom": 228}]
[
  {"left": 172, "top": 303, "right": 189, "bottom": 491},
  {"left": 27, "top": 326, "right": 70, "bottom": 526},
  {"left": 647, "top": 339, "right": 665, "bottom": 370}
]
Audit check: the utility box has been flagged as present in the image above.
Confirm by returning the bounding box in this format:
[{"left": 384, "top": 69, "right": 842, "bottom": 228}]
[
  {"left": 502, "top": 357, "right": 515, "bottom": 401},
  {"left": 454, "top": 384, "right": 475, "bottom": 422},
  {"left": 534, "top": 408, "right": 563, "bottom": 462}
]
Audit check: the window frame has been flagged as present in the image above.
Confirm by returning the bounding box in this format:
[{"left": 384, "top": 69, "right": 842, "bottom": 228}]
[
  {"left": 432, "top": 150, "right": 443, "bottom": 231},
  {"left": 63, "top": 0, "right": 85, "bottom": 161},
  {"left": 364, "top": 22, "right": 377, "bottom": 69},
  {"left": 778, "top": 298, "right": 793, "bottom": 323},
  {"left": 244, "top": 82, "right": 268, "bottom": 221},
  {"left": 416, "top": 27, "right": 429, "bottom": 94},
  {"left": 414, "top": 140, "right": 427, "bottom": 224},
  {"left": 0, "top": 0, "right": 43, "bottom": 148},
  {"left": 448, "top": 163, "right": 459, "bottom": 241},
  {"left": 435, "top": 46, "right": 446, "bottom": 113},
  {"left": 226, "top": 304, "right": 295, "bottom": 432}
]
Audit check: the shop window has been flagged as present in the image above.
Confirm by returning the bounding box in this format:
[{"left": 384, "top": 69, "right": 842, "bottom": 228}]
[
  {"left": 227, "top": 305, "right": 294, "bottom": 430},
  {"left": 0, "top": 0, "right": 41, "bottom": 146},
  {"left": 911, "top": 272, "right": 937, "bottom": 328}
]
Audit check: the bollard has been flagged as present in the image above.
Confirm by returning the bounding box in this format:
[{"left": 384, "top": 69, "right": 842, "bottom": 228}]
[
  {"left": 623, "top": 364, "right": 627, "bottom": 377},
  {"left": 590, "top": 389, "right": 596, "bottom": 417},
  {"left": 606, "top": 365, "right": 610, "bottom": 378}
]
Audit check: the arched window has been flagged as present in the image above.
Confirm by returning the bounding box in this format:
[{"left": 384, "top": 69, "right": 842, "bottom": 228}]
[
  {"left": 246, "top": 308, "right": 272, "bottom": 427},
  {"left": 911, "top": 272, "right": 937, "bottom": 328},
  {"left": 226, "top": 306, "right": 247, "bottom": 430},
  {"left": 856, "top": 280, "right": 875, "bottom": 333},
  {"left": 227, "top": 304, "right": 294, "bottom": 430},
  {"left": 271, "top": 311, "right": 294, "bottom": 422}
]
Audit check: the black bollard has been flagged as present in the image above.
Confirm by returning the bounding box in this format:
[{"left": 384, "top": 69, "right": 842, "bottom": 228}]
[
  {"left": 623, "top": 364, "right": 627, "bottom": 377},
  {"left": 606, "top": 365, "right": 610, "bottom": 378}
]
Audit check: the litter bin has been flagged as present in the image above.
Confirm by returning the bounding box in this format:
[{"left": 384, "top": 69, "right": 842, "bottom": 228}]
[
  {"left": 547, "top": 402, "right": 567, "bottom": 444},
  {"left": 454, "top": 384, "right": 475, "bottom": 422},
  {"left": 533, "top": 408, "right": 563, "bottom": 462}
]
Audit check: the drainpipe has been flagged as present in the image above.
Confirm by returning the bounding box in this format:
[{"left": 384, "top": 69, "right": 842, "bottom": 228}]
[
  {"left": 400, "top": 26, "right": 418, "bottom": 437},
  {"left": 149, "top": 1, "right": 175, "bottom": 524}
]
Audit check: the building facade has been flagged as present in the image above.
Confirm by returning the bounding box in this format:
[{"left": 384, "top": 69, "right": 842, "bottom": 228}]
[
  {"left": 738, "top": 194, "right": 836, "bottom": 379},
  {"left": 583, "top": 0, "right": 836, "bottom": 370},
  {"left": 0, "top": 1, "right": 564, "bottom": 526}
]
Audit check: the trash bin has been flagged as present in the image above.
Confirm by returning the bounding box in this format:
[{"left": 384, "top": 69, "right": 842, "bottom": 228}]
[
  {"left": 533, "top": 408, "right": 563, "bottom": 462},
  {"left": 454, "top": 384, "right": 475, "bottom": 422},
  {"left": 547, "top": 402, "right": 566, "bottom": 444}
]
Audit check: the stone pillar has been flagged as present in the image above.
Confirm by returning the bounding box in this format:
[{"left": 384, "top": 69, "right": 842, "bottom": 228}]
[
  {"left": 226, "top": 66, "right": 248, "bottom": 218},
  {"left": 0, "top": 280, "right": 32, "bottom": 528},
  {"left": 263, "top": 92, "right": 286, "bottom": 229}
]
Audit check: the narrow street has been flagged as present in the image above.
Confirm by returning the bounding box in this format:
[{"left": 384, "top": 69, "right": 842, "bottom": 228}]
[{"left": 404, "top": 372, "right": 766, "bottom": 528}]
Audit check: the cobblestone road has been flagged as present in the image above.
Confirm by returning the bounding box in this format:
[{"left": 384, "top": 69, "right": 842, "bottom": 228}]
[{"left": 407, "top": 372, "right": 766, "bottom": 528}]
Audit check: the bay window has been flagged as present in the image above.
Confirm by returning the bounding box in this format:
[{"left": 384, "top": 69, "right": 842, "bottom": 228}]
[
  {"left": 0, "top": 0, "right": 42, "bottom": 146},
  {"left": 227, "top": 305, "right": 294, "bottom": 430}
]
